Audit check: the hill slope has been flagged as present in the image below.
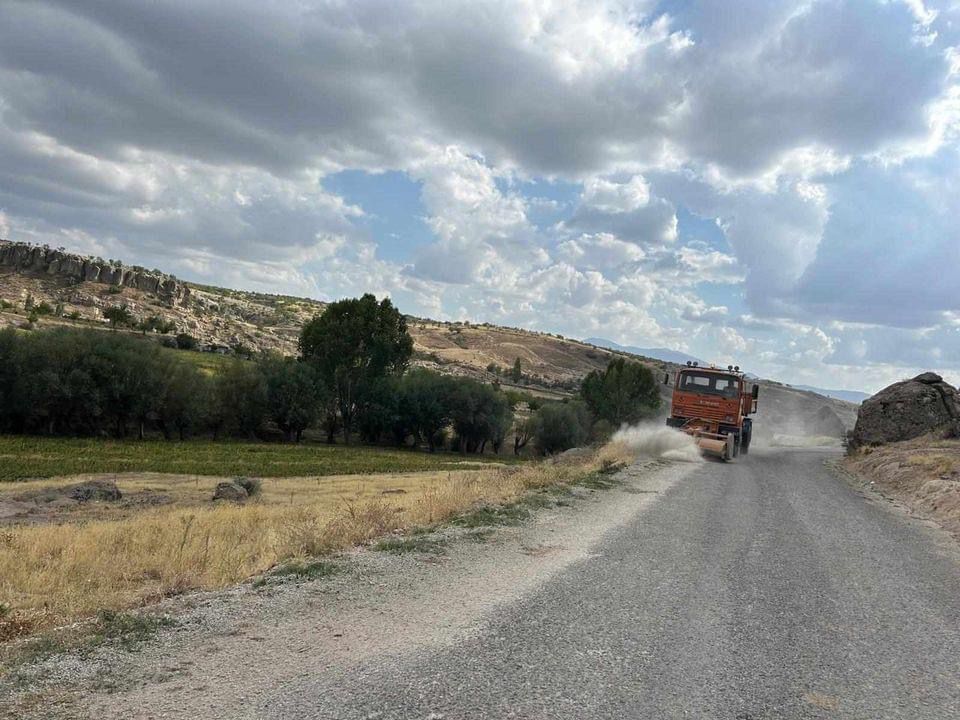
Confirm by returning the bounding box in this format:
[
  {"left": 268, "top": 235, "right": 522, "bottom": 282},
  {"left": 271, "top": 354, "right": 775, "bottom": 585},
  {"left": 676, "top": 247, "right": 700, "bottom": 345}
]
[{"left": 0, "top": 239, "right": 857, "bottom": 435}]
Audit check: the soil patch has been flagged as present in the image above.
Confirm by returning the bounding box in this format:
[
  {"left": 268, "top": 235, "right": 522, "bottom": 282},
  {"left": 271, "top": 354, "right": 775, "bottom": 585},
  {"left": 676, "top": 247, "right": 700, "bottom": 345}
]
[{"left": 843, "top": 437, "right": 960, "bottom": 539}]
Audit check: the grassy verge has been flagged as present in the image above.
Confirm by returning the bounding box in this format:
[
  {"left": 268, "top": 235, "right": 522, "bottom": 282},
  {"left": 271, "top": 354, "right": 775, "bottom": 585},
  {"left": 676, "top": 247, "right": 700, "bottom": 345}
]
[
  {"left": 0, "top": 441, "right": 636, "bottom": 655},
  {"left": 2, "top": 609, "right": 177, "bottom": 673},
  {"left": 0, "top": 435, "right": 517, "bottom": 481}
]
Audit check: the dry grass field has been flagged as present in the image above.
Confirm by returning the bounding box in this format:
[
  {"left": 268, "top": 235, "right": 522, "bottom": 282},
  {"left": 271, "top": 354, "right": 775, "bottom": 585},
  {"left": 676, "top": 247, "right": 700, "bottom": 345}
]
[{"left": 0, "top": 442, "right": 634, "bottom": 644}]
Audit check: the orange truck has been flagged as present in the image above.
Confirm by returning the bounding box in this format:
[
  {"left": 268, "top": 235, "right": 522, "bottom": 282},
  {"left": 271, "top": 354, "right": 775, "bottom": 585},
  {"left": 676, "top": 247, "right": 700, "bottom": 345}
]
[{"left": 664, "top": 362, "right": 759, "bottom": 461}]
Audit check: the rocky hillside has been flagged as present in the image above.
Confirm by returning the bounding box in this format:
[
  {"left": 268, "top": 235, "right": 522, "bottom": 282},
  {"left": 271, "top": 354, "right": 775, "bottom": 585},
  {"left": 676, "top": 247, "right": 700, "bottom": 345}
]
[
  {"left": 0, "top": 239, "right": 857, "bottom": 435},
  {"left": 0, "top": 239, "right": 319, "bottom": 355},
  {"left": 1, "top": 241, "right": 189, "bottom": 304}
]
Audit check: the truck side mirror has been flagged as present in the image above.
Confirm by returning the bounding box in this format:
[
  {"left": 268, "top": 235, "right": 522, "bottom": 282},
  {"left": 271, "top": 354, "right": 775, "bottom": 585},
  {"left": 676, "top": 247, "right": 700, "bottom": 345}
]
[
  {"left": 664, "top": 372, "right": 670, "bottom": 386},
  {"left": 751, "top": 384, "right": 759, "bottom": 400}
]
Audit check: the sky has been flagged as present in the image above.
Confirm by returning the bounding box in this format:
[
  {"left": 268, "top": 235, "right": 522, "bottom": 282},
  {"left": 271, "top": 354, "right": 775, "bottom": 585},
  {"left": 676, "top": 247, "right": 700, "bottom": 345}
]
[{"left": 0, "top": 1, "right": 959, "bottom": 394}]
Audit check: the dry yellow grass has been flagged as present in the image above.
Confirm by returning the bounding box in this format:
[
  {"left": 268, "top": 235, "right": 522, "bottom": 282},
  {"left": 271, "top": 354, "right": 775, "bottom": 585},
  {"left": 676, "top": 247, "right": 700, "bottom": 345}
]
[
  {"left": 1, "top": 469, "right": 507, "bottom": 525},
  {"left": 906, "top": 453, "right": 957, "bottom": 476},
  {"left": 0, "top": 448, "right": 625, "bottom": 638}
]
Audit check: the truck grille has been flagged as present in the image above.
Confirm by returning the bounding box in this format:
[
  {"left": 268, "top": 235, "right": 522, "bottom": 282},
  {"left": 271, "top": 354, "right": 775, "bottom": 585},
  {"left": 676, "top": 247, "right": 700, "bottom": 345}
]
[{"left": 674, "top": 400, "right": 729, "bottom": 423}]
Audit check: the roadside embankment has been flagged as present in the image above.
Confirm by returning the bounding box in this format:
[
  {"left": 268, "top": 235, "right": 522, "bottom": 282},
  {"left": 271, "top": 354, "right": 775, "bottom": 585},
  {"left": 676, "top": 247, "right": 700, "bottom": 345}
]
[{"left": 844, "top": 437, "right": 960, "bottom": 539}]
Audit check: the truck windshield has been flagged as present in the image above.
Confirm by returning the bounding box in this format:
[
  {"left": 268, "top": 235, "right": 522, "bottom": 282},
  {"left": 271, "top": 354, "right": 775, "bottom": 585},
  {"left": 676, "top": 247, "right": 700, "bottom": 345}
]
[{"left": 678, "top": 372, "right": 740, "bottom": 398}]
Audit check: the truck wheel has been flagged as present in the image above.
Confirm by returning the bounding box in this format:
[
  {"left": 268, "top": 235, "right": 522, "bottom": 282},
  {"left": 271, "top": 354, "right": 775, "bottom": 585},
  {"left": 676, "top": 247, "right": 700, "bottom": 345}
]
[{"left": 741, "top": 420, "right": 752, "bottom": 455}]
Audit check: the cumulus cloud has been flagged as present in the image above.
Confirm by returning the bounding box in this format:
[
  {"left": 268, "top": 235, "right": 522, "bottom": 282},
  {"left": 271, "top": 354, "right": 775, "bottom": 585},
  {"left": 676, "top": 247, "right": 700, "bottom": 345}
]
[
  {"left": 563, "top": 175, "right": 678, "bottom": 245},
  {"left": 795, "top": 150, "right": 960, "bottom": 328},
  {"left": 556, "top": 233, "right": 645, "bottom": 277}
]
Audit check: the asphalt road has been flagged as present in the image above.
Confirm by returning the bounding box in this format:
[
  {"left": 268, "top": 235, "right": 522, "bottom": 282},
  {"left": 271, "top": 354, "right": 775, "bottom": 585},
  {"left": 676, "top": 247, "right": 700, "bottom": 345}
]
[{"left": 284, "top": 449, "right": 960, "bottom": 719}]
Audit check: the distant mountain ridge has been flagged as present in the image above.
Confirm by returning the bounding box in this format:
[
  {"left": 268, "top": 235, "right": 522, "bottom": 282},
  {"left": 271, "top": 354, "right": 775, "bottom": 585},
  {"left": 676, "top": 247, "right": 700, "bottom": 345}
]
[
  {"left": 584, "top": 338, "right": 703, "bottom": 366},
  {"left": 789, "top": 385, "right": 870, "bottom": 404}
]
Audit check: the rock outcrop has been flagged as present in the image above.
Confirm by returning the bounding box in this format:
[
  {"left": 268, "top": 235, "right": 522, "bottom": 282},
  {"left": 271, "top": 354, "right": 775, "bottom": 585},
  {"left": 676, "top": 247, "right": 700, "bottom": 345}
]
[
  {"left": 851, "top": 372, "right": 960, "bottom": 447},
  {"left": 0, "top": 239, "right": 190, "bottom": 306}
]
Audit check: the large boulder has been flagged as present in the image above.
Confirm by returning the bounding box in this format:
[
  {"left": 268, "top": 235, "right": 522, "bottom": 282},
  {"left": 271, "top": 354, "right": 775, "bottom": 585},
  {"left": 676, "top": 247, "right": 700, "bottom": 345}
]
[
  {"left": 212, "top": 481, "right": 248, "bottom": 502},
  {"left": 68, "top": 480, "right": 122, "bottom": 502},
  {"left": 851, "top": 372, "right": 960, "bottom": 447}
]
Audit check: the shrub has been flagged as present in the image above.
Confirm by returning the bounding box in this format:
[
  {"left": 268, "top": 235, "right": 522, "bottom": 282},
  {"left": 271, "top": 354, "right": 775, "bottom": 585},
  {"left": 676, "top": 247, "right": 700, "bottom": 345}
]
[
  {"left": 943, "top": 421, "right": 960, "bottom": 440},
  {"left": 580, "top": 358, "right": 660, "bottom": 426},
  {"left": 103, "top": 304, "right": 133, "bottom": 329},
  {"left": 531, "top": 401, "right": 591, "bottom": 455},
  {"left": 233, "top": 477, "right": 263, "bottom": 497},
  {"left": 175, "top": 333, "right": 197, "bottom": 350},
  {"left": 230, "top": 341, "right": 253, "bottom": 359}
]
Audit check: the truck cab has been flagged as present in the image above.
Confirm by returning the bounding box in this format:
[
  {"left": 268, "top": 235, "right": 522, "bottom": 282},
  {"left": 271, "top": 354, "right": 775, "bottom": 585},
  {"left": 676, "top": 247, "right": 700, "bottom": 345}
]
[{"left": 665, "top": 363, "right": 759, "bottom": 459}]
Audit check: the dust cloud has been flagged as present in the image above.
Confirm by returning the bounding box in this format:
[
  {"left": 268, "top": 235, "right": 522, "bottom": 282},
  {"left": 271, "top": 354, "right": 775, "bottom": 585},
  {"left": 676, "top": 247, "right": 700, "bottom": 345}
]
[{"left": 611, "top": 424, "right": 703, "bottom": 463}]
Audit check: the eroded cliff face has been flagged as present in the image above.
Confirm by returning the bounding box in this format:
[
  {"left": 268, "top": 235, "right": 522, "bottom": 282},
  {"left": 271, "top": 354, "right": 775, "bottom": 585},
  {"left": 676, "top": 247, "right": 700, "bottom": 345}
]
[{"left": 0, "top": 240, "right": 190, "bottom": 306}]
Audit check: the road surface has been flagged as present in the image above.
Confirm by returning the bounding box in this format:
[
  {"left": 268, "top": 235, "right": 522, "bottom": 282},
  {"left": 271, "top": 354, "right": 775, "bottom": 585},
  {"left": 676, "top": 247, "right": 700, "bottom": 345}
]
[
  {"left": 25, "top": 449, "right": 960, "bottom": 720},
  {"left": 276, "top": 448, "right": 960, "bottom": 719}
]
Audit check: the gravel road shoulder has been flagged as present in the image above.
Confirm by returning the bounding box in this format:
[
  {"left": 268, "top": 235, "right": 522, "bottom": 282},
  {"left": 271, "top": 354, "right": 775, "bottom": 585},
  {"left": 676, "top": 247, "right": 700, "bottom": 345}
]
[{"left": 2, "top": 458, "right": 696, "bottom": 720}]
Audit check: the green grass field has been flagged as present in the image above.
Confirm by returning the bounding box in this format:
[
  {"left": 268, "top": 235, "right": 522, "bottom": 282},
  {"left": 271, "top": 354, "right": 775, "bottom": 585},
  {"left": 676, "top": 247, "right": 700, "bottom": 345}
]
[
  {"left": 165, "top": 346, "right": 237, "bottom": 375},
  {"left": 0, "top": 436, "right": 517, "bottom": 481}
]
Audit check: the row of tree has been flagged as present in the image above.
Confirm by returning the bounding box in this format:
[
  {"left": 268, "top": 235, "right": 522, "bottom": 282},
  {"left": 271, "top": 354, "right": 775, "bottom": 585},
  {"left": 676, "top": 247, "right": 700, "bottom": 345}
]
[
  {"left": 0, "top": 327, "right": 514, "bottom": 451},
  {"left": 0, "top": 293, "right": 662, "bottom": 453}
]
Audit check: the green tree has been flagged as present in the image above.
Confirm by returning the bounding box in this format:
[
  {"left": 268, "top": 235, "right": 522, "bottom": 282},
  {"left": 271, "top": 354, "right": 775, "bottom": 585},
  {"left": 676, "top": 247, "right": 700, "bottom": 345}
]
[
  {"left": 511, "top": 357, "right": 523, "bottom": 383},
  {"left": 156, "top": 360, "right": 208, "bottom": 440},
  {"left": 513, "top": 415, "right": 536, "bottom": 455},
  {"left": 0, "top": 327, "right": 208, "bottom": 439},
  {"left": 299, "top": 294, "right": 413, "bottom": 444},
  {"left": 356, "top": 376, "right": 399, "bottom": 444},
  {"left": 103, "top": 304, "right": 133, "bottom": 330},
  {"left": 396, "top": 369, "right": 455, "bottom": 451},
  {"left": 580, "top": 358, "right": 660, "bottom": 427},
  {"left": 531, "top": 401, "right": 590, "bottom": 455},
  {"left": 261, "top": 356, "right": 325, "bottom": 442},
  {"left": 137, "top": 315, "right": 175, "bottom": 335},
  {"left": 175, "top": 332, "right": 197, "bottom": 350},
  {"left": 449, "top": 379, "right": 513, "bottom": 454},
  {"left": 211, "top": 361, "right": 268, "bottom": 439}
]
